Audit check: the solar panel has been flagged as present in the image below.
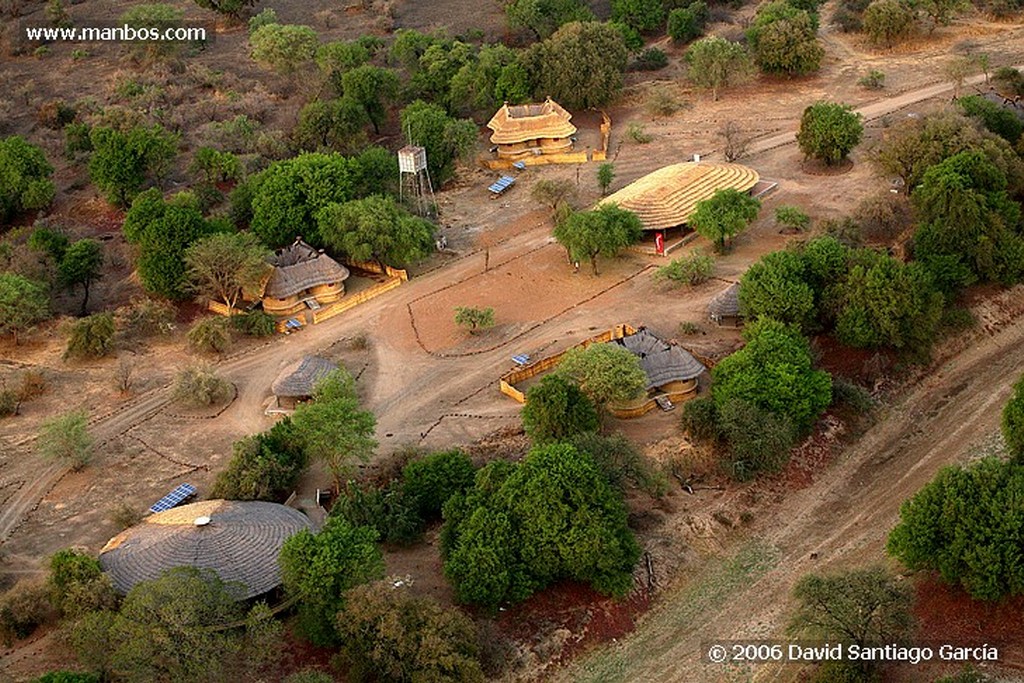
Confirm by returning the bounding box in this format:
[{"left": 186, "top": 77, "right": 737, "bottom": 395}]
[
  {"left": 150, "top": 483, "right": 197, "bottom": 514},
  {"left": 512, "top": 354, "right": 530, "bottom": 366},
  {"left": 512, "top": 161, "right": 526, "bottom": 170},
  {"left": 488, "top": 176, "right": 516, "bottom": 194}
]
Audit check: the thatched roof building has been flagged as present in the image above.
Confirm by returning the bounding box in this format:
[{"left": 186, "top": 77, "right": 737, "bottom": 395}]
[
  {"left": 598, "top": 162, "right": 760, "bottom": 231},
  {"left": 265, "top": 238, "right": 350, "bottom": 300},
  {"left": 613, "top": 328, "right": 706, "bottom": 390},
  {"left": 272, "top": 355, "right": 338, "bottom": 399},
  {"left": 487, "top": 98, "right": 576, "bottom": 159},
  {"left": 99, "top": 500, "right": 313, "bottom": 598},
  {"left": 708, "top": 282, "right": 742, "bottom": 326}
]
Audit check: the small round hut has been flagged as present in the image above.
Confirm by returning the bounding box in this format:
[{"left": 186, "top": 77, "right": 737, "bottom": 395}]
[
  {"left": 708, "top": 282, "right": 742, "bottom": 327},
  {"left": 271, "top": 355, "right": 339, "bottom": 410},
  {"left": 99, "top": 499, "right": 313, "bottom": 598}
]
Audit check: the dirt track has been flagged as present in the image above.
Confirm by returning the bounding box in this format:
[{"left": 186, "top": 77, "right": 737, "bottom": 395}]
[{"left": 560, "top": 299, "right": 1024, "bottom": 683}]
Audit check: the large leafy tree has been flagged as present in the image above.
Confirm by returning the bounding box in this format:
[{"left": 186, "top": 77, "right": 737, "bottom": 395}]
[
  {"left": 122, "top": 189, "right": 219, "bottom": 299},
  {"left": 1002, "top": 375, "right": 1024, "bottom": 462},
  {"left": 746, "top": 2, "right": 823, "bottom": 76},
  {"left": 448, "top": 45, "right": 531, "bottom": 117},
  {"left": 553, "top": 204, "right": 643, "bottom": 275},
  {"left": 249, "top": 23, "right": 318, "bottom": 75},
  {"left": 796, "top": 101, "right": 864, "bottom": 166},
  {"left": 293, "top": 98, "right": 369, "bottom": 154},
  {"left": 862, "top": 0, "right": 917, "bottom": 47},
  {"left": 88, "top": 125, "right": 178, "bottom": 207},
  {"left": 739, "top": 249, "right": 817, "bottom": 330},
  {"left": 524, "top": 21, "right": 629, "bottom": 110},
  {"left": 316, "top": 40, "right": 371, "bottom": 94},
  {"left": 555, "top": 342, "right": 647, "bottom": 406},
  {"left": 684, "top": 36, "right": 753, "bottom": 101},
  {"left": 317, "top": 195, "right": 435, "bottom": 268},
  {"left": 689, "top": 188, "right": 761, "bottom": 251},
  {"left": 58, "top": 239, "right": 103, "bottom": 315},
  {"left": 0, "top": 135, "right": 55, "bottom": 225},
  {"left": 887, "top": 458, "right": 1024, "bottom": 600},
  {"left": 442, "top": 443, "right": 640, "bottom": 609},
  {"left": 399, "top": 101, "right": 477, "bottom": 188},
  {"left": 505, "top": 0, "right": 594, "bottom": 39},
  {"left": 341, "top": 65, "right": 400, "bottom": 135},
  {"left": 279, "top": 516, "right": 385, "bottom": 646},
  {"left": 0, "top": 273, "right": 50, "bottom": 344},
  {"left": 611, "top": 0, "right": 665, "bottom": 32},
  {"left": 211, "top": 418, "right": 307, "bottom": 501},
  {"left": 46, "top": 549, "right": 117, "bottom": 619},
  {"left": 184, "top": 232, "right": 271, "bottom": 310},
  {"left": 401, "top": 449, "right": 476, "bottom": 521},
  {"left": 522, "top": 374, "right": 600, "bottom": 443},
  {"left": 712, "top": 318, "right": 832, "bottom": 433}
]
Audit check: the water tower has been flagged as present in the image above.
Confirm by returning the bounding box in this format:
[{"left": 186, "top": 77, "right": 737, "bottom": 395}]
[{"left": 398, "top": 145, "right": 435, "bottom": 217}]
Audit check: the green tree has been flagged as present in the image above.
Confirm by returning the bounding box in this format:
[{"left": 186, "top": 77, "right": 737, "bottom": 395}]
[
  {"left": 337, "top": 581, "right": 485, "bottom": 683},
  {"left": 316, "top": 40, "right": 370, "bottom": 93},
  {"left": 611, "top": 0, "right": 665, "bottom": 32},
  {"left": 193, "top": 0, "right": 255, "bottom": 18},
  {"left": 597, "top": 163, "right": 615, "bottom": 195},
  {"left": 684, "top": 36, "right": 753, "bottom": 101},
  {"left": 211, "top": 418, "right": 307, "bottom": 501},
  {"left": 400, "top": 101, "right": 477, "bottom": 188},
  {"left": 797, "top": 101, "right": 864, "bottom": 166},
  {"left": 279, "top": 516, "right": 385, "bottom": 646},
  {"left": 186, "top": 317, "right": 233, "bottom": 355},
  {"left": 522, "top": 374, "right": 600, "bottom": 443},
  {"left": 341, "top": 65, "right": 400, "bottom": 135},
  {"left": 449, "top": 45, "right": 531, "bottom": 118},
  {"left": 739, "top": 249, "right": 817, "bottom": 330},
  {"left": 525, "top": 22, "right": 629, "bottom": 110},
  {"left": 249, "top": 23, "right": 318, "bottom": 75},
  {"left": 747, "top": 3, "right": 823, "bottom": 76},
  {"left": 401, "top": 449, "right": 476, "bottom": 520},
  {"left": 454, "top": 306, "right": 495, "bottom": 334},
  {"left": 184, "top": 232, "right": 270, "bottom": 310},
  {"left": 189, "top": 147, "right": 242, "bottom": 184},
  {"left": 1002, "top": 375, "right": 1024, "bottom": 461},
  {"left": 59, "top": 239, "right": 103, "bottom": 315},
  {"left": 789, "top": 567, "right": 914, "bottom": 649},
  {"left": 123, "top": 190, "right": 218, "bottom": 299},
  {"left": 442, "top": 443, "right": 640, "bottom": 609},
  {"left": 46, "top": 549, "right": 117, "bottom": 619},
  {"left": 294, "top": 98, "right": 370, "bottom": 153},
  {"left": 958, "top": 95, "right": 1024, "bottom": 144},
  {"left": 317, "top": 195, "right": 435, "bottom": 268},
  {"left": 775, "top": 205, "right": 811, "bottom": 232},
  {"left": 119, "top": 4, "right": 186, "bottom": 61},
  {"left": 291, "top": 372, "right": 377, "bottom": 493},
  {"left": 689, "top": 187, "right": 761, "bottom": 251},
  {"left": 0, "top": 273, "right": 49, "bottom": 344},
  {"left": 531, "top": 178, "right": 576, "bottom": 214},
  {"left": 28, "top": 227, "right": 70, "bottom": 264},
  {"left": 861, "top": 0, "right": 917, "bottom": 47},
  {"left": 87, "top": 125, "right": 178, "bottom": 207},
  {"left": 553, "top": 204, "right": 643, "bottom": 275},
  {"left": 63, "top": 313, "right": 115, "bottom": 360},
  {"left": 711, "top": 318, "right": 832, "bottom": 433},
  {"left": 37, "top": 410, "right": 92, "bottom": 471},
  {"left": 0, "top": 136, "right": 55, "bottom": 225},
  {"left": 505, "top": 0, "right": 594, "bottom": 39},
  {"left": 556, "top": 342, "right": 647, "bottom": 406},
  {"left": 172, "top": 363, "right": 233, "bottom": 405},
  {"left": 887, "top": 458, "right": 1024, "bottom": 600}
]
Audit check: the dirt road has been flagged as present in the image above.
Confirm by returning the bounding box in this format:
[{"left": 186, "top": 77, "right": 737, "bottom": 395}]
[{"left": 560, "top": 300, "right": 1024, "bottom": 683}]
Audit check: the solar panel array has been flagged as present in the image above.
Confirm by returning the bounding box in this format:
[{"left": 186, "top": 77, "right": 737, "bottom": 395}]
[
  {"left": 488, "top": 176, "right": 516, "bottom": 194},
  {"left": 149, "top": 483, "right": 197, "bottom": 514}
]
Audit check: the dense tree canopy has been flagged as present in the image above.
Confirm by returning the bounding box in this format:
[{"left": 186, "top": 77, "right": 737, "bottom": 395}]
[
  {"left": 341, "top": 65, "right": 401, "bottom": 135},
  {"left": 689, "top": 188, "right": 761, "bottom": 251},
  {"left": 401, "top": 449, "right": 476, "bottom": 521},
  {"left": 279, "top": 516, "right": 385, "bottom": 645},
  {"left": 249, "top": 23, "right": 318, "bottom": 75},
  {"left": 211, "top": 418, "right": 308, "bottom": 501},
  {"left": 449, "top": 44, "right": 531, "bottom": 117},
  {"left": 0, "top": 136, "right": 55, "bottom": 225},
  {"left": 0, "top": 273, "right": 49, "bottom": 344},
  {"left": 958, "top": 95, "right": 1024, "bottom": 145},
  {"left": 442, "top": 443, "right": 640, "bottom": 609},
  {"left": 555, "top": 342, "right": 648, "bottom": 406},
  {"left": 611, "top": 0, "right": 666, "bottom": 32},
  {"left": 684, "top": 36, "right": 752, "bottom": 101},
  {"left": 399, "top": 101, "right": 477, "bottom": 188},
  {"left": 888, "top": 458, "right": 1024, "bottom": 600},
  {"left": 505, "top": 0, "right": 594, "bottom": 39},
  {"left": 88, "top": 125, "right": 178, "bottom": 207},
  {"left": 524, "top": 22, "right": 629, "bottom": 110},
  {"left": 317, "top": 195, "right": 435, "bottom": 268},
  {"left": 746, "top": 2, "right": 824, "bottom": 76},
  {"left": 553, "top": 204, "right": 643, "bottom": 274},
  {"left": 1002, "top": 375, "right": 1024, "bottom": 462},
  {"left": 522, "top": 374, "right": 601, "bottom": 443}
]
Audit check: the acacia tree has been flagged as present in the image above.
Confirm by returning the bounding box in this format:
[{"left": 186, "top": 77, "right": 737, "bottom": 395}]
[
  {"left": 316, "top": 195, "right": 435, "bottom": 269},
  {"left": 684, "top": 36, "right": 753, "bottom": 101},
  {"left": 555, "top": 342, "right": 647, "bottom": 407},
  {"left": 553, "top": 204, "right": 643, "bottom": 275},
  {"left": 184, "top": 232, "right": 271, "bottom": 310},
  {"left": 0, "top": 135, "right": 55, "bottom": 225},
  {"left": 0, "top": 273, "right": 50, "bottom": 344},
  {"left": 797, "top": 102, "right": 864, "bottom": 166},
  {"left": 454, "top": 306, "right": 495, "bottom": 334},
  {"left": 37, "top": 410, "right": 93, "bottom": 471},
  {"left": 58, "top": 239, "right": 103, "bottom": 315},
  {"left": 531, "top": 178, "right": 576, "bottom": 214},
  {"left": 689, "top": 188, "right": 761, "bottom": 251},
  {"left": 522, "top": 374, "right": 600, "bottom": 443},
  {"left": 525, "top": 21, "right": 629, "bottom": 110}
]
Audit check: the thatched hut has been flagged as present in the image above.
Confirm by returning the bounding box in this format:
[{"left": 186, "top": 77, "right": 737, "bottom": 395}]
[
  {"left": 613, "top": 328, "right": 706, "bottom": 398},
  {"left": 598, "top": 162, "right": 759, "bottom": 233},
  {"left": 272, "top": 355, "right": 338, "bottom": 409},
  {"left": 261, "top": 238, "right": 350, "bottom": 317},
  {"left": 98, "top": 499, "right": 314, "bottom": 599},
  {"left": 708, "top": 282, "right": 742, "bottom": 327},
  {"left": 487, "top": 97, "right": 577, "bottom": 160}
]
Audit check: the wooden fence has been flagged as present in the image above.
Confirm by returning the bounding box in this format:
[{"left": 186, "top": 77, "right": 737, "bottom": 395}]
[
  {"left": 342, "top": 259, "right": 409, "bottom": 281},
  {"left": 311, "top": 277, "right": 403, "bottom": 324},
  {"left": 207, "top": 301, "right": 242, "bottom": 316}
]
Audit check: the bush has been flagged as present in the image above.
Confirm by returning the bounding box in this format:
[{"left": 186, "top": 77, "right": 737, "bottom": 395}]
[
  {"left": 626, "top": 121, "right": 653, "bottom": 143},
  {"left": 831, "top": 377, "right": 875, "bottom": 413},
  {"left": 719, "top": 398, "right": 796, "bottom": 480},
  {"left": 117, "top": 297, "right": 176, "bottom": 338},
  {"left": 570, "top": 431, "right": 668, "bottom": 496},
  {"left": 654, "top": 251, "right": 715, "bottom": 285},
  {"left": 680, "top": 395, "right": 720, "bottom": 442},
  {"left": 634, "top": 47, "right": 668, "bottom": 71},
  {"left": 190, "top": 147, "right": 242, "bottom": 184},
  {"left": 522, "top": 375, "right": 601, "bottom": 443},
  {"left": 109, "top": 501, "right": 143, "bottom": 529},
  {"left": 231, "top": 310, "right": 275, "bottom": 337},
  {"left": 63, "top": 313, "right": 115, "bottom": 360},
  {"left": 0, "top": 580, "right": 54, "bottom": 646},
  {"left": 0, "top": 136, "right": 55, "bottom": 225},
  {"left": 330, "top": 481, "right": 424, "bottom": 545},
  {"left": 31, "top": 673, "right": 101, "bottom": 683},
  {"left": 284, "top": 671, "right": 333, "bottom": 683},
  {"left": 47, "top": 549, "right": 118, "bottom": 619},
  {"left": 862, "top": 0, "right": 916, "bottom": 48},
  {"left": 857, "top": 69, "right": 886, "bottom": 89},
  {"left": 247, "top": 7, "right": 277, "bottom": 33},
  {"left": 958, "top": 95, "right": 1024, "bottom": 145},
  {"left": 797, "top": 101, "right": 864, "bottom": 166},
  {"left": 993, "top": 67, "right": 1024, "bottom": 97},
  {"left": 774, "top": 205, "right": 810, "bottom": 232},
  {"left": 37, "top": 410, "right": 92, "bottom": 471},
  {"left": 668, "top": 2, "right": 708, "bottom": 42},
  {"left": 853, "top": 191, "right": 911, "bottom": 242},
  {"left": 172, "top": 363, "right": 232, "bottom": 407},
  {"left": 454, "top": 306, "right": 494, "bottom": 334},
  {"left": 187, "top": 316, "right": 232, "bottom": 354},
  {"left": 1002, "top": 375, "right": 1024, "bottom": 461},
  {"left": 401, "top": 449, "right": 476, "bottom": 520},
  {"left": 211, "top": 419, "right": 308, "bottom": 501}
]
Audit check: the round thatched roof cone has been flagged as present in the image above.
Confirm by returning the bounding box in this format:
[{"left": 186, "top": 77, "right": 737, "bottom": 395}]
[{"left": 99, "top": 499, "right": 313, "bottom": 599}]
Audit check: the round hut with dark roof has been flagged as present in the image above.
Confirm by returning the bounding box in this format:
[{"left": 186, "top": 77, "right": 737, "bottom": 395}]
[
  {"left": 99, "top": 499, "right": 314, "bottom": 599},
  {"left": 271, "top": 355, "right": 339, "bottom": 410},
  {"left": 708, "top": 282, "right": 743, "bottom": 327},
  {"left": 260, "top": 237, "right": 350, "bottom": 317}
]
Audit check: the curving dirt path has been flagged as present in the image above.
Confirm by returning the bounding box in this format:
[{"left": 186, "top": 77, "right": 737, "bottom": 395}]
[{"left": 560, "top": 301, "right": 1024, "bottom": 683}]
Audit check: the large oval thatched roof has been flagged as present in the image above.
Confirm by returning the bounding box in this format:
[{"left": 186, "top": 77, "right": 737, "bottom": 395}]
[
  {"left": 99, "top": 500, "right": 313, "bottom": 598},
  {"left": 598, "top": 162, "right": 759, "bottom": 231},
  {"left": 487, "top": 97, "right": 577, "bottom": 145}
]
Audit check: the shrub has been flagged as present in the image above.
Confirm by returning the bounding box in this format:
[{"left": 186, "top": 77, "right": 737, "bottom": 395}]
[
  {"left": 0, "top": 580, "right": 54, "bottom": 645},
  {"left": 522, "top": 375, "right": 601, "bottom": 443},
  {"left": 47, "top": 549, "right": 118, "bottom": 619},
  {"left": 626, "top": 121, "right": 653, "bottom": 143},
  {"left": 231, "top": 310, "right": 275, "bottom": 337},
  {"left": 172, "top": 363, "right": 232, "bottom": 407},
  {"left": 654, "top": 251, "right": 715, "bottom": 285},
  {"left": 37, "top": 410, "right": 92, "bottom": 471},
  {"left": 862, "top": 0, "right": 916, "bottom": 48},
  {"left": 0, "top": 136, "right": 55, "bottom": 224},
  {"left": 247, "top": 7, "right": 277, "bottom": 34},
  {"left": 31, "top": 673, "right": 101, "bottom": 683},
  {"left": 719, "top": 398, "right": 796, "bottom": 480},
  {"left": 63, "top": 313, "right": 115, "bottom": 360},
  {"left": 853, "top": 191, "right": 912, "bottom": 242},
  {"left": 211, "top": 419, "right": 307, "bottom": 501},
  {"left": 668, "top": 2, "right": 708, "bottom": 42},
  {"left": 958, "top": 95, "right": 1024, "bottom": 145},
  {"left": 570, "top": 431, "right": 669, "bottom": 496},
  {"left": 331, "top": 481, "right": 423, "bottom": 545},
  {"left": 775, "top": 205, "right": 811, "bottom": 232},
  {"left": 109, "top": 501, "right": 143, "bottom": 530},
  {"left": 858, "top": 69, "right": 886, "bottom": 89},
  {"left": 187, "top": 316, "right": 232, "bottom": 354},
  {"left": 454, "top": 306, "right": 494, "bottom": 334},
  {"left": 1002, "top": 375, "right": 1024, "bottom": 461},
  {"left": 401, "top": 449, "right": 476, "bottom": 520},
  {"left": 680, "top": 395, "right": 720, "bottom": 442},
  {"left": 189, "top": 147, "right": 243, "bottom": 184},
  {"left": 831, "top": 377, "right": 875, "bottom": 413},
  {"left": 284, "top": 671, "right": 334, "bottom": 683},
  {"left": 634, "top": 47, "right": 668, "bottom": 71},
  {"left": 797, "top": 101, "right": 864, "bottom": 166},
  {"left": 117, "top": 297, "right": 176, "bottom": 338}
]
